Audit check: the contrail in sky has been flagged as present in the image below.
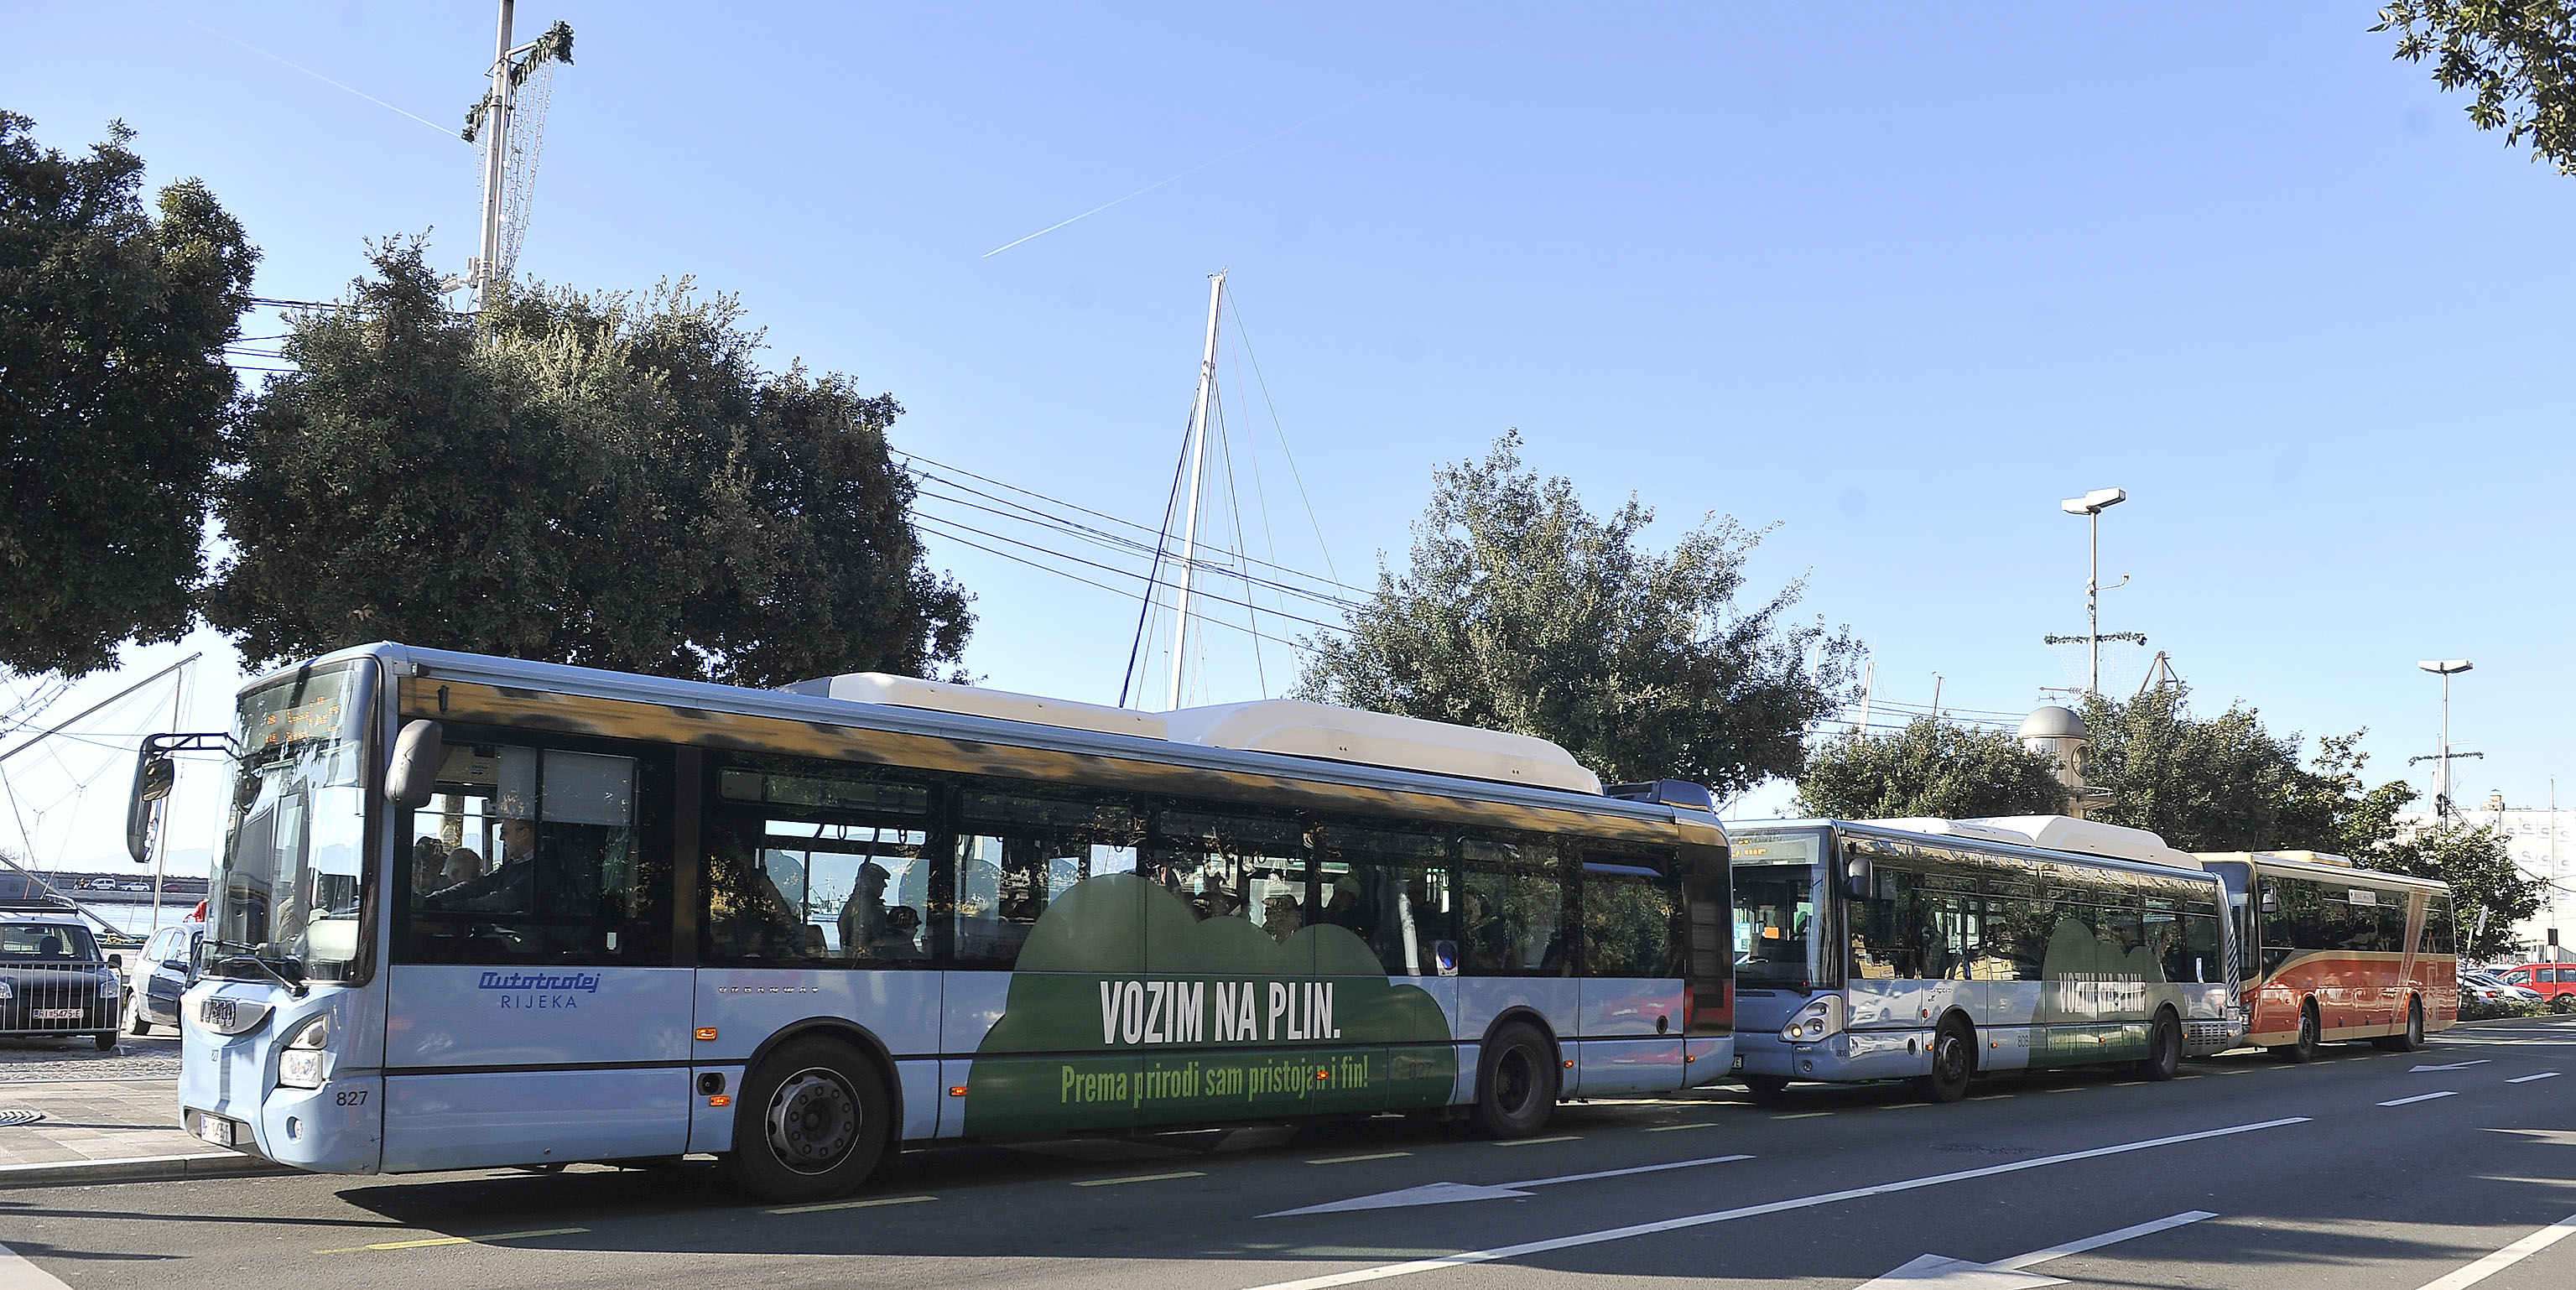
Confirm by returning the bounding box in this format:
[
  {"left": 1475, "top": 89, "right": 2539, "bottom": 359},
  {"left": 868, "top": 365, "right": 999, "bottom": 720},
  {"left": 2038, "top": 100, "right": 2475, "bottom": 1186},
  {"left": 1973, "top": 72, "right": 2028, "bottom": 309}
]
[
  {"left": 981, "top": 33, "right": 1512, "bottom": 259},
  {"left": 137, "top": 1, "right": 460, "bottom": 141}
]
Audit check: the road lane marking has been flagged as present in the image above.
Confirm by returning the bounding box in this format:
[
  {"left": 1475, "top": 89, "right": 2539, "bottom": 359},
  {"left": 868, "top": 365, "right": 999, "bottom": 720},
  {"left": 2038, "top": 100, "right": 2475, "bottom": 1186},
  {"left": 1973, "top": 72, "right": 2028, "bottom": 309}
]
[
  {"left": 766, "top": 1194, "right": 934, "bottom": 1215},
  {"left": 1266, "top": 1153, "right": 1752, "bottom": 1216},
  {"left": 2412, "top": 1060, "right": 2491, "bottom": 1072},
  {"left": 1309, "top": 1152, "right": 1411, "bottom": 1164},
  {"left": 2507, "top": 1072, "right": 2560, "bottom": 1084},
  {"left": 1770, "top": 1112, "right": 1830, "bottom": 1120},
  {"left": 1855, "top": 1209, "right": 2219, "bottom": 1287},
  {"left": 0, "top": 1241, "right": 75, "bottom": 1290},
  {"left": 2039, "top": 1085, "right": 2088, "bottom": 1093},
  {"left": 1234, "top": 1116, "right": 2308, "bottom": 1289},
  {"left": 2381, "top": 1092, "right": 2459, "bottom": 1106},
  {"left": 1642, "top": 1122, "right": 1720, "bottom": 1131},
  {"left": 1491, "top": 1135, "right": 1579, "bottom": 1147},
  {"left": 2412, "top": 1212, "right": 2576, "bottom": 1290},
  {"left": 1072, "top": 1170, "right": 1205, "bottom": 1187},
  {"left": 315, "top": 1227, "right": 586, "bottom": 1255}
]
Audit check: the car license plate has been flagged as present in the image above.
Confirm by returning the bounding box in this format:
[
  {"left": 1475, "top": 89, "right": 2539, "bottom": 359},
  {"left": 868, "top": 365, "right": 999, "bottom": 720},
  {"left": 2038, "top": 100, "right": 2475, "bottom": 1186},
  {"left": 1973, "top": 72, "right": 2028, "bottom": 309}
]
[
  {"left": 31, "top": 1007, "right": 81, "bottom": 1020},
  {"left": 195, "top": 1116, "right": 234, "bottom": 1147}
]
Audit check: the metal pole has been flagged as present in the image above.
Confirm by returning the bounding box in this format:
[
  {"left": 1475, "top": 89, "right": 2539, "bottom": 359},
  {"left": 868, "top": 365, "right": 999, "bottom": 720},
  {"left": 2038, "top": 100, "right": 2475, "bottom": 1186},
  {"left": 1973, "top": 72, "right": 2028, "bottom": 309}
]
[
  {"left": 1857, "top": 661, "right": 1875, "bottom": 736},
  {"left": 2438, "top": 669, "right": 2452, "bottom": 817},
  {"left": 2087, "top": 509, "right": 2100, "bottom": 697},
  {"left": 1165, "top": 270, "right": 1226, "bottom": 711},
  {"left": 475, "top": 0, "right": 516, "bottom": 309}
]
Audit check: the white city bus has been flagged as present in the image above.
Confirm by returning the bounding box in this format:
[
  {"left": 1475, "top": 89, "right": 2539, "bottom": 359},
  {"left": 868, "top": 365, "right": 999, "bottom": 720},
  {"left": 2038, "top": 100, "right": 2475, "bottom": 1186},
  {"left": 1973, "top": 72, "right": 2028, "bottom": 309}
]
[
  {"left": 164, "top": 644, "right": 1733, "bottom": 1200},
  {"left": 1729, "top": 815, "right": 2244, "bottom": 1101}
]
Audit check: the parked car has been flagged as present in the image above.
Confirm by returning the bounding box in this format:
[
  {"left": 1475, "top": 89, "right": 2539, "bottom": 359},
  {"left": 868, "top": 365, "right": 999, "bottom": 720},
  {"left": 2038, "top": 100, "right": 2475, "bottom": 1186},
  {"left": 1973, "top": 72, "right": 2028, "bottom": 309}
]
[
  {"left": 2498, "top": 963, "right": 2576, "bottom": 1001},
  {"left": 2462, "top": 970, "right": 2543, "bottom": 1003},
  {"left": 127, "top": 922, "right": 199, "bottom": 1036},
  {"left": 117, "top": 881, "right": 153, "bottom": 893},
  {"left": 0, "top": 906, "right": 127, "bottom": 1049}
]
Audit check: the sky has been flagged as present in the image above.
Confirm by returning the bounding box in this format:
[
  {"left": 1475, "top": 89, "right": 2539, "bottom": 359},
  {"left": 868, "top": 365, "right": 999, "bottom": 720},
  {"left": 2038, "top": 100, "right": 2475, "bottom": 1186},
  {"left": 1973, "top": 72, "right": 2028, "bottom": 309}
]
[{"left": 4, "top": 2, "right": 2572, "bottom": 874}]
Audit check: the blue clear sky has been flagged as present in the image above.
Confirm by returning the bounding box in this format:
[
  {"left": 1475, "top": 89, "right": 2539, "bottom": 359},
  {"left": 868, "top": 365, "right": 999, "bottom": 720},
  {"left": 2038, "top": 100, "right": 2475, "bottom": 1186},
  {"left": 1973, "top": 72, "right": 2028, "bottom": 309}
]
[{"left": 6, "top": 2, "right": 2570, "bottom": 870}]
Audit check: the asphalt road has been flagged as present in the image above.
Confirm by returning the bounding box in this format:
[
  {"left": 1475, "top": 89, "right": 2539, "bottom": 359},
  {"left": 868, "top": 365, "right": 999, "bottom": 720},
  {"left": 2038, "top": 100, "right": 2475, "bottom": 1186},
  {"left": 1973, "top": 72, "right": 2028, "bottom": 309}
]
[{"left": 3, "top": 1017, "right": 2571, "bottom": 1290}]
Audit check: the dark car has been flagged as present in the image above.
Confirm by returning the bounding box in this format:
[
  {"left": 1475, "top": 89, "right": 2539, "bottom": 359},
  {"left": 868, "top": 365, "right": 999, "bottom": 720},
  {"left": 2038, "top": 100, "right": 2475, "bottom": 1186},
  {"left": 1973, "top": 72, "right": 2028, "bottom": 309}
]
[
  {"left": 128, "top": 922, "right": 200, "bottom": 1036},
  {"left": 0, "top": 908, "right": 127, "bottom": 1049}
]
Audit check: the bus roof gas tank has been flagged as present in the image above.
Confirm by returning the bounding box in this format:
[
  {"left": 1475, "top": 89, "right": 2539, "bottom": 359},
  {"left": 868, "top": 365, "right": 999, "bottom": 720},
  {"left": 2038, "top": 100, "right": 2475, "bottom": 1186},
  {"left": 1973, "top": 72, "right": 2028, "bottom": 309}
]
[
  {"left": 1164, "top": 700, "right": 1602, "bottom": 795},
  {"left": 1860, "top": 814, "right": 2204, "bottom": 870},
  {"left": 785, "top": 673, "right": 1173, "bottom": 741}
]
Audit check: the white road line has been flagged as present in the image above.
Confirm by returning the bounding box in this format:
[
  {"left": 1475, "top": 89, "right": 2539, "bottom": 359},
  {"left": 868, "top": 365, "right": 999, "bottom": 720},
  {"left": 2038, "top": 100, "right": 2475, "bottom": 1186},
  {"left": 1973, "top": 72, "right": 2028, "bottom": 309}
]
[
  {"left": 2381, "top": 1092, "right": 2459, "bottom": 1106},
  {"left": 1232, "top": 1116, "right": 2308, "bottom": 1290},
  {"left": 2506, "top": 1072, "right": 2561, "bottom": 1084},
  {"left": 1516, "top": 1154, "right": 1754, "bottom": 1189},
  {"left": 1988, "top": 1209, "right": 2219, "bottom": 1272},
  {"left": 2412, "top": 1212, "right": 2576, "bottom": 1290},
  {"left": 0, "top": 1243, "right": 75, "bottom": 1290}
]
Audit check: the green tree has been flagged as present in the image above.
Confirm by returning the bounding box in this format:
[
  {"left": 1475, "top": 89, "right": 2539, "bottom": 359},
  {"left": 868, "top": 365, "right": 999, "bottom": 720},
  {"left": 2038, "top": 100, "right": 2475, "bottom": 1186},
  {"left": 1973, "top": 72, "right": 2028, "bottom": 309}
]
[
  {"left": 2077, "top": 688, "right": 2343, "bottom": 851},
  {"left": 205, "top": 240, "right": 970, "bottom": 686},
  {"left": 2378, "top": 819, "right": 2544, "bottom": 961},
  {"left": 1295, "top": 432, "right": 1860, "bottom": 794},
  {"left": 2376, "top": 2, "right": 2576, "bottom": 172},
  {"left": 0, "top": 112, "right": 256, "bottom": 676},
  {"left": 1795, "top": 717, "right": 2069, "bottom": 820}
]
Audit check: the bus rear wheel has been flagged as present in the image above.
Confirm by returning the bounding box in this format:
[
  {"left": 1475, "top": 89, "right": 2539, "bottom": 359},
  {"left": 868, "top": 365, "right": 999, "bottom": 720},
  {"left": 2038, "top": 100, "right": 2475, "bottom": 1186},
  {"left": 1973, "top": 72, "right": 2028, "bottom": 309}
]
[
  {"left": 722, "top": 1037, "right": 890, "bottom": 1203},
  {"left": 1470, "top": 1022, "right": 1559, "bottom": 1138},
  {"left": 1914, "top": 1018, "right": 1975, "bottom": 1103},
  {"left": 2135, "top": 1009, "right": 2182, "bottom": 1082}
]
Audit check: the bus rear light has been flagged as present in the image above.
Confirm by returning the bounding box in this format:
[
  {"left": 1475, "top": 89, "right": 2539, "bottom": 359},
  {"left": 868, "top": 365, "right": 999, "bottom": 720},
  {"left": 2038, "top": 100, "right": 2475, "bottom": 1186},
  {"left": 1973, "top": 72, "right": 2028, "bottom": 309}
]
[{"left": 695, "top": 1027, "right": 718, "bottom": 1042}]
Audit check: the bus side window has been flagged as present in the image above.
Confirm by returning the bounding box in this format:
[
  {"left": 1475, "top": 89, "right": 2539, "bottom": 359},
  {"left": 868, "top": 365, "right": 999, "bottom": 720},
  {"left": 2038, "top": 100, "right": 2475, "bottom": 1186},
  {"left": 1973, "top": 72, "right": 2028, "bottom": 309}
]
[
  {"left": 1847, "top": 862, "right": 1917, "bottom": 980},
  {"left": 403, "top": 745, "right": 664, "bottom": 965},
  {"left": 1320, "top": 824, "right": 1457, "bottom": 976},
  {"left": 1578, "top": 851, "right": 1681, "bottom": 980},
  {"left": 1458, "top": 835, "right": 1566, "bottom": 976},
  {"left": 1153, "top": 809, "right": 1307, "bottom": 943},
  {"left": 953, "top": 792, "right": 1141, "bottom": 970}
]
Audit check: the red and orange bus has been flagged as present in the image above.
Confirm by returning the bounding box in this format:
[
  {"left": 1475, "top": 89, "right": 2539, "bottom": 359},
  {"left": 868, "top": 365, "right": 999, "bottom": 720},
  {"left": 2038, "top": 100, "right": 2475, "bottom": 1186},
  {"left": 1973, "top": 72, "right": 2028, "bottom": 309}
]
[{"left": 2195, "top": 851, "right": 2454, "bottom": 1058}]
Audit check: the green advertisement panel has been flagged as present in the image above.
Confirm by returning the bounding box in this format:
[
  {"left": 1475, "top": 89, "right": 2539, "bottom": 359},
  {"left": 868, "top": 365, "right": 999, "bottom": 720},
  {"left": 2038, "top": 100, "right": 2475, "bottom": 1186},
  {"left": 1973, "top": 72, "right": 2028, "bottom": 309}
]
[{"left": 962, "top": 875, "right": 1459, "bottom": 1136}]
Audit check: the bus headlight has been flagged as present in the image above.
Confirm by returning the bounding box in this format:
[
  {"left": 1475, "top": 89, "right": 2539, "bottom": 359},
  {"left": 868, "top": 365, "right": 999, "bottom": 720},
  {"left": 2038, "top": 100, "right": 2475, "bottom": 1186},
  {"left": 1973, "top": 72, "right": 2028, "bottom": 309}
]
[
  {"left": 278, "top": 1014, "right": 331, "bottom": 1089},
  {"left": 1780, "top": 996, "right": 1843, "bottom": 1043}
]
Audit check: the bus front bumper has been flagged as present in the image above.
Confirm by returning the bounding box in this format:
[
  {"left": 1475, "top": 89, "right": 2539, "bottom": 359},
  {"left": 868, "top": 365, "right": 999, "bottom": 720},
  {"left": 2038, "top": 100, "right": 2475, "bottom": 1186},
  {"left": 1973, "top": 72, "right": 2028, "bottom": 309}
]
[{"left": 1734, "top": 1027, "right": 1932, "bottom": 1083}]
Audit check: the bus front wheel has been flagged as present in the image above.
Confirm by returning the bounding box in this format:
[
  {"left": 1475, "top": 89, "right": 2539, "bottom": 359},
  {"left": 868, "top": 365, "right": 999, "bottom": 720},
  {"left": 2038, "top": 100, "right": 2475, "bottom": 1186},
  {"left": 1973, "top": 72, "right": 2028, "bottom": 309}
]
[
  {"left": 2136, "top": 1009, "right": 2182, "bottom": 1082},
  {"left": 722, "top": 1037, "right": 890, "bottom": 1203},
  {"left": 1915, "top": 1018, "right": 1975, "bottom": 1103},
  {"left": 2270, "top": 1001, "right": 2321, "bottom": 1063},
  {"left": 1470, "top": 1022, "right": 1559, "bottom": 1138}
]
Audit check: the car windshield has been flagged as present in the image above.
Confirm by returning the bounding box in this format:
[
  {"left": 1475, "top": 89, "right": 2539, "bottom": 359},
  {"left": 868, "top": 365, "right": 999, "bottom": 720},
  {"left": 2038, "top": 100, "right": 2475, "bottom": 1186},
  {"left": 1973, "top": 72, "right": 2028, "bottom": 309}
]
[
  {"left": 1730, "top": 830, "right": 1825, "bottom": 989},
  {"left": 0, "top": 923, "right": 101, "bottom": 962},
  {"left": 209, "top": 661, "right": 373, "bottom": 982}
]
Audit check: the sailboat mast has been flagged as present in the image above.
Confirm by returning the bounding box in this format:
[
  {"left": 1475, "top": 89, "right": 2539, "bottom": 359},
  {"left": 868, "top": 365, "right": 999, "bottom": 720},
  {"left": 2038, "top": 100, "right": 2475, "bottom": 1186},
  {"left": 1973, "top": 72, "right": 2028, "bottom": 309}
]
[{"left": 1166, "top": 269, "right": 1227, "bottom": 711}]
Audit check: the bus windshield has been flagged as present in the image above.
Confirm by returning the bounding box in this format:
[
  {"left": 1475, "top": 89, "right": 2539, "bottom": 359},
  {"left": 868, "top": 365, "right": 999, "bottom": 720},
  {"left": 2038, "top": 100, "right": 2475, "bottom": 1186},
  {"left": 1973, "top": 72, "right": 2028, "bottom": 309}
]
[
  {"left": 1730, "top": 829, "right": 1824, "bottom": 989},
  {"left": 210, "top": 661, "right": 372, "bottom": 982}
]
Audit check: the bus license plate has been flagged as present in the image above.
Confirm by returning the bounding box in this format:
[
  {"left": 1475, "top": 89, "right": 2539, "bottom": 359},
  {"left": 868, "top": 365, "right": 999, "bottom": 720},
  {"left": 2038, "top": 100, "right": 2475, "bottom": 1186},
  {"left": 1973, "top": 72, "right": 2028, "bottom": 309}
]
[
  {"left": 195, "top": 1117, "right": 234, "bottom": 1147},
  {"left": 31, "top": 1008, "right": 81, "bottom": 1020}
]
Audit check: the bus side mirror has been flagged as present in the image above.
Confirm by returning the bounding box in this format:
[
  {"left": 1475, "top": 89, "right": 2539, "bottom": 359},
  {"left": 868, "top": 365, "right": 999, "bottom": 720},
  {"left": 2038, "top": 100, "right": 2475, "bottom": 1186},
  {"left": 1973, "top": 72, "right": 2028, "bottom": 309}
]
[
  {"left": 126, "top": 752, "right": 176, "bottom": 865},
  {"left": 386, "top": 720, "right": 445, "bottom": 810},
  {"left": 1842, "top": 848, "right": 1874, "bottom": 899}
]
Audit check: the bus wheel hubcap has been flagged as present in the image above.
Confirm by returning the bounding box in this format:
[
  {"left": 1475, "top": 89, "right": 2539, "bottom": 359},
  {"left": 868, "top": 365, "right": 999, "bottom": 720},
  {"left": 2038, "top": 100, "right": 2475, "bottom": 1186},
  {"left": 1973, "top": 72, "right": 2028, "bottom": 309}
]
[
  {"left": 768, "top": 1069, "right": 859, "bottom": 1171},
  {"left": 1496, "top": 1050, "right": 1533, "bottom": 1113}
]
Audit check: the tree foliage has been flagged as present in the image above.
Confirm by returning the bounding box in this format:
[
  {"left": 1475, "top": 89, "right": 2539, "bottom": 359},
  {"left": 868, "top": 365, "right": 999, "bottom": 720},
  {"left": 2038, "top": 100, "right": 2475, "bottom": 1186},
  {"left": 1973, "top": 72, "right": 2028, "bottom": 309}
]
[
  {"left": 1294, "top": 432, "right": 1860, "bottom": 794},
  {"left": 1795, "top": 717, "right": 2069, "bottom": 820},
  {"left": 2376, "top": 2, "right": 2576, "bottom": 172},
  {"left": 206, "top": 240, "right": 971, "bottom": 687},
  {"left": 0, "top": 112, "right": 256, "bottom": 676},
  {"left": 2376, "top": 819, "right": 2545, "bottom": 961},
  {"left": 2076, "top": 688, "right": 2354, "bottom": 852}
]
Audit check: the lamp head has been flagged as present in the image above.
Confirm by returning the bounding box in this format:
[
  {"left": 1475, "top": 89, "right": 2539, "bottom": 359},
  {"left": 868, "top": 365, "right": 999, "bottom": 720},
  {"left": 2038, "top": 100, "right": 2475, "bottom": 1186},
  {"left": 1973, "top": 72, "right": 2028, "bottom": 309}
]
[
  {"left": 2059, "top": 487, "right": 2127, "bottom": 516},
  {"left": 2417, "top": 659, "right": 2473, "bottom": 675}
]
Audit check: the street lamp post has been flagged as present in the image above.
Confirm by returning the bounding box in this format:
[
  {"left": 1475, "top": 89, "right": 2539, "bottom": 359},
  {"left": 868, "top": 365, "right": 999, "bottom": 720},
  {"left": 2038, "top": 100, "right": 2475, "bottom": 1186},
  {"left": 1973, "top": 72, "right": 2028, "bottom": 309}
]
[
  {"left": 2058, "top": 487, "right": 2128, "bottom": 697},
  {"left": 2417, "top": 658, "right": 2473, "bottom": 817}
]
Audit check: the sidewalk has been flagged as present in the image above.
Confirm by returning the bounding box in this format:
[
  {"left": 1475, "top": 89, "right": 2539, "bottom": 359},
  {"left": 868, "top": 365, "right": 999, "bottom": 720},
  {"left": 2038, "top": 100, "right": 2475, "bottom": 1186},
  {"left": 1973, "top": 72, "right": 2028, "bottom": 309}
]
[{"left": 0, "top": 1037, "right": 278, "bottom": 1187}]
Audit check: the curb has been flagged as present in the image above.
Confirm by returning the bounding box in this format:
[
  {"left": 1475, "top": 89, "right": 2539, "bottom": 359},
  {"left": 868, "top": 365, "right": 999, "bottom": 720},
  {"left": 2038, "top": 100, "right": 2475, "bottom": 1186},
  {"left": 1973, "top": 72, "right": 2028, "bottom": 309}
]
[{"left": 0, "top": 1151, "right": 289, "bottom": 1189}]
